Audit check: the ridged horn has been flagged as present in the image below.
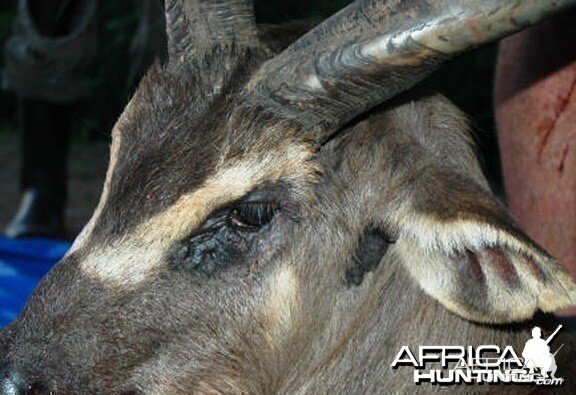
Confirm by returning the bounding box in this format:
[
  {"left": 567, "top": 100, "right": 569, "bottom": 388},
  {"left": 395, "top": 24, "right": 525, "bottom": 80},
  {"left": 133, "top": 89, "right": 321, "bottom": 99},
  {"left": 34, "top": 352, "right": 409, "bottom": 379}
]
[
  {"left": 246, "top": 0, "right": 576, "bottom": 137},
  {"left": 165, "top": 0, "right": 258, "bottom": 61}
]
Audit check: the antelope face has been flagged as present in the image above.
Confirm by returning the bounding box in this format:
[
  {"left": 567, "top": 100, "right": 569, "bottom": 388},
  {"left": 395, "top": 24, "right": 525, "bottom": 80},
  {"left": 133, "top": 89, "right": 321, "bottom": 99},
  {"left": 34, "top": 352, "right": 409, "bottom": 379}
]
[
  {"left": 2, "top": 0, "right": 576, "bottom": 393},
  {"left": 0, "top": 61, "right": 391, "bottom": 393},
  {"left": 0, "top": 59, "right": 321, "bottom": 393}
]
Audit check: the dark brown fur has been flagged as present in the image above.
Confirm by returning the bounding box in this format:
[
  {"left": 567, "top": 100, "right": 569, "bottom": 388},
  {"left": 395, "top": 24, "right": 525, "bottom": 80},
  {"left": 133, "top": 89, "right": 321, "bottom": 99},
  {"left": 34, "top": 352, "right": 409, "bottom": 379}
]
[{"left": 1, "top": 3, "right": 575, "bottom": 394}]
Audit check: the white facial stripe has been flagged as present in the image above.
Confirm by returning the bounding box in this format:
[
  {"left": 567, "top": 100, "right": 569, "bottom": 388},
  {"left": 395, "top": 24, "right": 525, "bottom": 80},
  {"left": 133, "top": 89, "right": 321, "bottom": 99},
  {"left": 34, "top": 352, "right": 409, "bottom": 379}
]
[
  {"left": 264, "top": 265, "right": 298, "bottom": 345},
  {"left": 80, "top": 242, "right": 164, "bottom": 286},
  {"left": 133, "top": 144, "right": 315, "bottom": 245},
  {"left": 78, "top": 143, "right": 316, "bottom": 286},
  {"left": 78, "top": 161, "right": 263, "bottom": 286}
]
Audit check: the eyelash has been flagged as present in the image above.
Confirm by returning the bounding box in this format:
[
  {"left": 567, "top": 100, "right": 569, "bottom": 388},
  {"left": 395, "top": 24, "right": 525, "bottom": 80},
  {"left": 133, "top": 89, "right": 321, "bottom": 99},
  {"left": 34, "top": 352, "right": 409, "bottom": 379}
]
[{"left": 227, "top": 202, "right": 280, "bottom": 231}]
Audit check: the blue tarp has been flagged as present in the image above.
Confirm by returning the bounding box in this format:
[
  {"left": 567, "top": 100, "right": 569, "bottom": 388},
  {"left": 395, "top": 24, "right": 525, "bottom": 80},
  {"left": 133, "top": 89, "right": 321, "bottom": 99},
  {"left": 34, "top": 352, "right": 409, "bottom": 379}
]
[{"left": 0, "top": 236, "right": 69, "bottom": 328}]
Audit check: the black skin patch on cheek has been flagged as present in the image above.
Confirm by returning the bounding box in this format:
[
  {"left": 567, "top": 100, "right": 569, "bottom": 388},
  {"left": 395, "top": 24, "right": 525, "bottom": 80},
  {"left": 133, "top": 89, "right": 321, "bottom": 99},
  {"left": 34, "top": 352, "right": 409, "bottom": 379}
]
[{"left": 345, "top": 229, "right": 393, "bottom": 287}]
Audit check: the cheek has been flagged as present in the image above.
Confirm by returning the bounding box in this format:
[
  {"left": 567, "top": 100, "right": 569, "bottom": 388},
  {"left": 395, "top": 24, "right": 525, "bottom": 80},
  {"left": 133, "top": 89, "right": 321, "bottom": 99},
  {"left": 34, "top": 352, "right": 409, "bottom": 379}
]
[{"left": 262, "top": 265, "right": 299, "bottom": 344}]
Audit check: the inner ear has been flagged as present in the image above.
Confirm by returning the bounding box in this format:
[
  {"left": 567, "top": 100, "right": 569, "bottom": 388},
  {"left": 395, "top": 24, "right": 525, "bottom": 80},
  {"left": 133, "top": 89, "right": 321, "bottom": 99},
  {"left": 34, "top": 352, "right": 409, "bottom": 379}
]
[
  {"left": 391, "top": 168, "right": 576, "bottom": 323},
  {"left": 345, "top": 229, "right": 393, "bottom": 287}
]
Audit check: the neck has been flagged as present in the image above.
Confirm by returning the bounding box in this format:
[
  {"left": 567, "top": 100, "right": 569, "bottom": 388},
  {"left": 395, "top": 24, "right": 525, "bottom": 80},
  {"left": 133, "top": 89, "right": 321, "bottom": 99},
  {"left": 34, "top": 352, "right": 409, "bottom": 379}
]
[{"left": 281, "top": 255, "right": 573, "bottom": 393}]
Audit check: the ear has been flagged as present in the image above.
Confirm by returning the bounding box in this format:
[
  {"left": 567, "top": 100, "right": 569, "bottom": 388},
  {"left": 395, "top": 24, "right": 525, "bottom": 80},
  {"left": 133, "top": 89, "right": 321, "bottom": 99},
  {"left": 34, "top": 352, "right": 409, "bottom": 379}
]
[{"left": 391, "top": 168, "right": 576, "bottom": 324}]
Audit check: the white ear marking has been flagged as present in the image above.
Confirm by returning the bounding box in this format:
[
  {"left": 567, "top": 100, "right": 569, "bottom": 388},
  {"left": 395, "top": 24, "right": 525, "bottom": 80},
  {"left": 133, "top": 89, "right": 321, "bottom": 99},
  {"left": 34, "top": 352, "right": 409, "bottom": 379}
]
[{"left": 395, "top": 212, "right": 576, "bottom": 323}]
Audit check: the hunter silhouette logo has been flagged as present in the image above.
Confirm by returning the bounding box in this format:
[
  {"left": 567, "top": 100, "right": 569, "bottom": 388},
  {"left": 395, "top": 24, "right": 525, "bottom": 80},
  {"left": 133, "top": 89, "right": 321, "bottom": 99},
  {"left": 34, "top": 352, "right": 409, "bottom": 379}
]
[
  {"left": 391, "top": 325, "right": 565, "bottom": 386},
  {"left": 522, "top": 325, "right": 562, "bottom": 379}
]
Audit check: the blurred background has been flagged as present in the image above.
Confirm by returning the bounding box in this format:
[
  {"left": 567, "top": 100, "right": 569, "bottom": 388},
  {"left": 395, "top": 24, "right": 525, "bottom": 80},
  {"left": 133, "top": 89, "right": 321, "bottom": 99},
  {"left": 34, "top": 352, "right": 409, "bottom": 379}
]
[
  {"left": 0, "top": 0, "right": 504, "bottom": 325},
  {"left": 0, "top": 1, "right": 502, "bottom": 240}
]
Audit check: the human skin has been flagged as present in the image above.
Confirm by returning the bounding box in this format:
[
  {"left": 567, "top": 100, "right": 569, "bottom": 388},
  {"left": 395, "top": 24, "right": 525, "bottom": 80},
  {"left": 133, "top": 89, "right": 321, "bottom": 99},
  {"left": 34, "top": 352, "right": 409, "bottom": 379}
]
[{"left": 494, "top": 10, "right": 576, "bottom": 315}]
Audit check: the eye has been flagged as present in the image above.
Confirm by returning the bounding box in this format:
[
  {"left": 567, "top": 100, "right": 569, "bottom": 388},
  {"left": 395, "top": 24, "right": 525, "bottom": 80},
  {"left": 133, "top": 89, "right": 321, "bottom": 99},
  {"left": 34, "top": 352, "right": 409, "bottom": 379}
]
[{"left": 227, "top": 202, "right": 279, "bottom": 231}]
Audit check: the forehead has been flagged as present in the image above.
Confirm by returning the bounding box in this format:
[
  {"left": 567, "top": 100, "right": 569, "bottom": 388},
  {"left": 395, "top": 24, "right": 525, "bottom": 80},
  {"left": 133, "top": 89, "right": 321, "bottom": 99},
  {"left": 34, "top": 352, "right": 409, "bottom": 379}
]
[{"left": 87, "top": 63, "right": 317, "bottom": 244}]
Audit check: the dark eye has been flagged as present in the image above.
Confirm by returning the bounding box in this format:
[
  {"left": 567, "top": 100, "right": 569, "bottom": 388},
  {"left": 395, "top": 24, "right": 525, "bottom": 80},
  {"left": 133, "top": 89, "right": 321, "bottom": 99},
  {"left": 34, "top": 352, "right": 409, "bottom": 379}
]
[{"left": 227, "top": 202, "right": 279, "bottom": 231}]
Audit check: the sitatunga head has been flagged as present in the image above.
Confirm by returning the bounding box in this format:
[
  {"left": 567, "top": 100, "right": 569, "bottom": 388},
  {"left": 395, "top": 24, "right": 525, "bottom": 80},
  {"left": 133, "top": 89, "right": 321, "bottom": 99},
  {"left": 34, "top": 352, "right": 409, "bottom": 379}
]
[{"left": 1, "top": 0, "right": 575, "bottom": 393}]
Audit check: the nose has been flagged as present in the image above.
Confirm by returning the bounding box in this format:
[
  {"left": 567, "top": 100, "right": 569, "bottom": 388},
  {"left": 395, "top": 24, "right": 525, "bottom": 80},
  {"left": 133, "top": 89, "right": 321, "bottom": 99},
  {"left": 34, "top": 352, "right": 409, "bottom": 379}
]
[
  {"left": 0, "top": 367, "right": 26, "bottom": 395},
  {"left": 0, "top": 364, "right": 47, "bottom": 395}
]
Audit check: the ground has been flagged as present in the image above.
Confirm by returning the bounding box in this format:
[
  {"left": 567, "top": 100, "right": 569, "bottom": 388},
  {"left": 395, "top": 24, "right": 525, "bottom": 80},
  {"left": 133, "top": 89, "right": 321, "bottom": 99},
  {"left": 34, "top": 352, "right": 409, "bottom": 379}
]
[{"left": 0, "top": 132, "right": 109, "bottom": 240}]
